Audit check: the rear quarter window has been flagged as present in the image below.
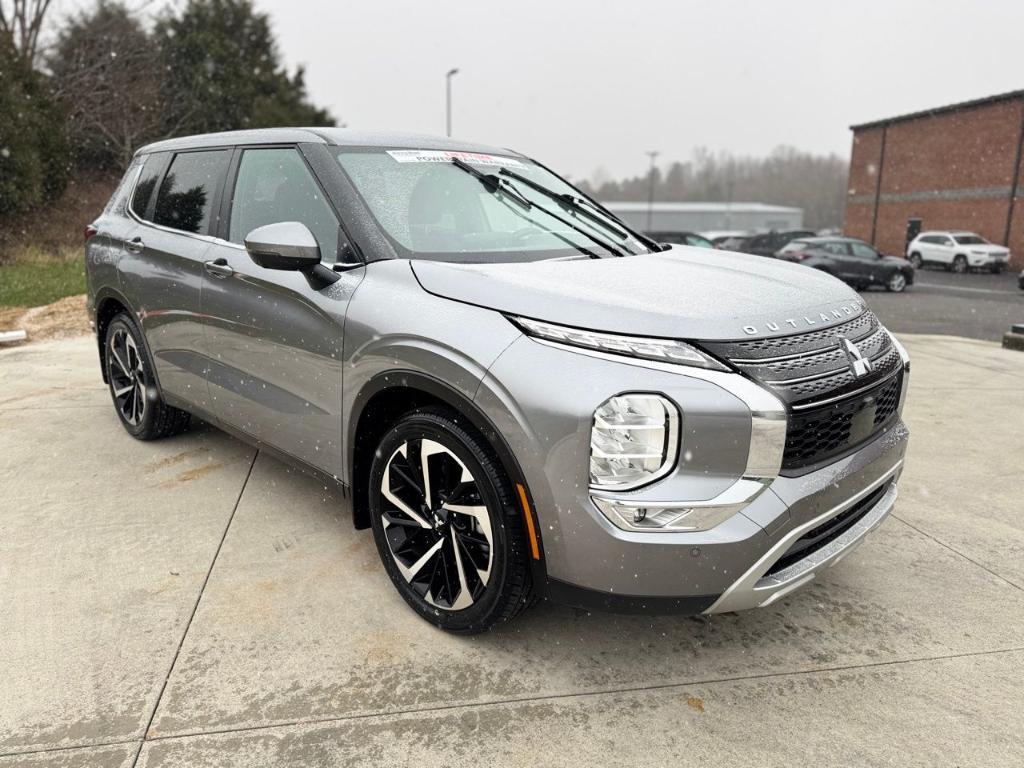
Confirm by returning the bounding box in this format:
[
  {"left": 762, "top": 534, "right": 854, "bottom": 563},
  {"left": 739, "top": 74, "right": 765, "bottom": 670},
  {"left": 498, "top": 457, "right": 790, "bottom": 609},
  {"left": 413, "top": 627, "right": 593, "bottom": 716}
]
[{"left": 131, "top": 153, "right": 169, "bottom": 219}]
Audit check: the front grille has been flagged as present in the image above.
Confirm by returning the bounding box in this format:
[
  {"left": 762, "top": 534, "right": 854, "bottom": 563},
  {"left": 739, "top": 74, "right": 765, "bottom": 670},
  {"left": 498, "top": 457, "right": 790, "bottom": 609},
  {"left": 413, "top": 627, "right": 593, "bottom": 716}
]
[
  {"left": 764, "top": 481, "right": 890, "bottom": 577},
  {"left": 700, "top": 309, "right": 906, "bottom": 473},
  {"left": 783, "top": 372, "right": 902, "bottom": 470}
]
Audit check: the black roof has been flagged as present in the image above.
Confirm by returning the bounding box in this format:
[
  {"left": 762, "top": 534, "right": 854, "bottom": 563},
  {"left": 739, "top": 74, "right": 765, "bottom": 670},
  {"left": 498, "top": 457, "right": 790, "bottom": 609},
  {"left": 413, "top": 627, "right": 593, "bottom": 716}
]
[{"left": 850, "top": 89, "right": 1024, "bottom": 131}]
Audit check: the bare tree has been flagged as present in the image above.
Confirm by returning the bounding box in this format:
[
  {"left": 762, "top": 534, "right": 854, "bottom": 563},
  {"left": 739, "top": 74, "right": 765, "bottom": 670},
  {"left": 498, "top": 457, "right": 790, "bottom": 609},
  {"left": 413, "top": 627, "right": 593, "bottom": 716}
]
[
  {"left": 48, "top": 2, "right": 165, "bottom": 168},
  {"left": 0, "top": 0, "right": 56, "bottom": 65}
]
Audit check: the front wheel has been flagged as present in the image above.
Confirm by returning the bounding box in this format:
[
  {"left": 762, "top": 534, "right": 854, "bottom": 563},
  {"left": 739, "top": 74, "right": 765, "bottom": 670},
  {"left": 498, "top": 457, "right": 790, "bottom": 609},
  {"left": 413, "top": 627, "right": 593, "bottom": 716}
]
[
  {"left": 886, "top": 271, "right": 908, "bottom": 292},
  {"left": 368, "top": 408, "right": 534, "bottom": 633},
  {"left": 952, "top": 255, "right": 968, "bottom": 274}
]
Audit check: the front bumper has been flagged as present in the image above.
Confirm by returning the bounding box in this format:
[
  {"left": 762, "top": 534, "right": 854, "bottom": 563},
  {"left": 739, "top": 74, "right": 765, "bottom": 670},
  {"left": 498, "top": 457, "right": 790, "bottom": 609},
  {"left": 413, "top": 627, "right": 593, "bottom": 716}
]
[
  {"left": 706, "top": 461, "right": 900, "bottom": 613},
  {"left": 478, "top": 334, "right": 910, "bottom": 612},
  {"left": 969, "top": 253, "right": 1009, "bottom": 267}
]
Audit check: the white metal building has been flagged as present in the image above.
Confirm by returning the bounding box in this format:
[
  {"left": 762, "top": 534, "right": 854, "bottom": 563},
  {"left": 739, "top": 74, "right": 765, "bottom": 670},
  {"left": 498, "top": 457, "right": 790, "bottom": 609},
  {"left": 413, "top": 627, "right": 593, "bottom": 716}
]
[{"left": 602, "top": 202, "right": 804, "bottom": 234}]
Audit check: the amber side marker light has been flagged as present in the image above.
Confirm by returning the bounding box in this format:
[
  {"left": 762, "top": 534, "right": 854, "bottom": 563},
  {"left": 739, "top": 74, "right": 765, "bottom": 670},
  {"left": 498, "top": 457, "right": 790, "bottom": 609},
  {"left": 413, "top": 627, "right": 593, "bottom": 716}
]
[{"left": 515, "top": 483, "right": 542, "bottom": 560}]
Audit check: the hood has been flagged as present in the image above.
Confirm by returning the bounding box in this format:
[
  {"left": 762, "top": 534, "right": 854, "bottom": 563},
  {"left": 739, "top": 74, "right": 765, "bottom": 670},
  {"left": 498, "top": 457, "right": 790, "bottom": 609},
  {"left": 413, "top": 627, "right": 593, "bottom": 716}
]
[{"left": 410, "top": 246, "right": 867, "bottom": 341}]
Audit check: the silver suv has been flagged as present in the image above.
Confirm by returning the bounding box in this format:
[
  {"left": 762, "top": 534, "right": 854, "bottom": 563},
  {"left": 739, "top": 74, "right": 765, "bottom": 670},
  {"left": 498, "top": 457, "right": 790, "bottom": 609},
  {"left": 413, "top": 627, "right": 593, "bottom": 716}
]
[{"left": 85, "top": 128, "right": 910, "bottom": 633}]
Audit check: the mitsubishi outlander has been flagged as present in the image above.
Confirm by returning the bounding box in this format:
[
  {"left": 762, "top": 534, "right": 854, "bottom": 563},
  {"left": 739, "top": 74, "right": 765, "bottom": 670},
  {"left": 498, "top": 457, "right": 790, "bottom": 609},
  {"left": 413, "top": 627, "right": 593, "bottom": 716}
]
[{"left": 85, "top": 128, "right": 910, "bottom": 633}]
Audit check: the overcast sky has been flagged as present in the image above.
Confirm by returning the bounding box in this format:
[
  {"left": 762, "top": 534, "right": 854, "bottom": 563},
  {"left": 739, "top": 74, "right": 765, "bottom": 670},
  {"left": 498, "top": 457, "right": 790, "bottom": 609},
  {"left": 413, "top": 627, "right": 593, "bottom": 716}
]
[{"left": 71, "top": 0, "right": 1024, "bottom": 181}]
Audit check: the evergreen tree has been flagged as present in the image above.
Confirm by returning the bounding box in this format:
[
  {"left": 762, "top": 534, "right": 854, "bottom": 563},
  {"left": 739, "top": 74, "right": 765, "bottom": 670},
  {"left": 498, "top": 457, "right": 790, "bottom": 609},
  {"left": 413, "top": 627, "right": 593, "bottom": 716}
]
[{"left": 155, "top": 0, "right": 335, "bottom": 136}]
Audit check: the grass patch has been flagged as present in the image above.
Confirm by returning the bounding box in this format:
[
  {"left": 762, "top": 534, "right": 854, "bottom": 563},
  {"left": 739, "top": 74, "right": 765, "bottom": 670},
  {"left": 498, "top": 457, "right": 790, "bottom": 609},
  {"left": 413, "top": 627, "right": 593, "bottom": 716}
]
[{"left": 0, "top": 248, "right": 85, "bottom": 309}]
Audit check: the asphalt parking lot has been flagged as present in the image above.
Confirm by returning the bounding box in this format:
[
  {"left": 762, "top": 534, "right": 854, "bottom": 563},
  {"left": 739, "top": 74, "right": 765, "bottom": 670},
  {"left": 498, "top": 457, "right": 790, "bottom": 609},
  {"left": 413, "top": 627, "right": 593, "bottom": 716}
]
[
  {"left": 1, "top": 332, "right": 1023, "bottom": 767},
  {"left": 863, "top": 267, "right": 1021, "bottom": 341}
]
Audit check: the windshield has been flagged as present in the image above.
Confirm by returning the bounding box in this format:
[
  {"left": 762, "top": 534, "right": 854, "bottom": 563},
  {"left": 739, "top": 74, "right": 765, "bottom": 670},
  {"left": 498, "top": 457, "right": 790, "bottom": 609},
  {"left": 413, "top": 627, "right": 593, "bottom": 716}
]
[
  {"left": 335, "top": 149, "right": 651, "bottom": 262},
  {"left": 953, "top": 234, "right": 987, "bottom": 245}
]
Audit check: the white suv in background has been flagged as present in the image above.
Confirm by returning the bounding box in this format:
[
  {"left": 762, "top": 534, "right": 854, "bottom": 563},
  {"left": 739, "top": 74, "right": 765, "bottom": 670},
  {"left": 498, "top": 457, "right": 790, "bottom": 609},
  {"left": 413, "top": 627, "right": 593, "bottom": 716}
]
[{"left": 907, "top": 230, "right": 1011, "bottom": 273}]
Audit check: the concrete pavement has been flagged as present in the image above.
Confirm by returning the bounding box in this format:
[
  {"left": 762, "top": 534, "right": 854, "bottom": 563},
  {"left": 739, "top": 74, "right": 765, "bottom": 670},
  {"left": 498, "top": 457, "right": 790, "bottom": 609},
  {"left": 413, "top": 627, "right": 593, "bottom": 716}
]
[{"left": 1, "top": 334, "right": 1023, "bottom": 767}]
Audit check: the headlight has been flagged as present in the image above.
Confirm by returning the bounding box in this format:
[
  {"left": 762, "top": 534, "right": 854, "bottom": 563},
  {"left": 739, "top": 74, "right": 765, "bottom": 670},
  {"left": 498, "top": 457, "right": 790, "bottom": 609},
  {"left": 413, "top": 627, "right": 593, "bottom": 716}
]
[
  {"left": 589, "top": 394, "right": 679, "bottom": 490},
  {"left": 511, "top": 316, "right": 728, "bottom": 370}
]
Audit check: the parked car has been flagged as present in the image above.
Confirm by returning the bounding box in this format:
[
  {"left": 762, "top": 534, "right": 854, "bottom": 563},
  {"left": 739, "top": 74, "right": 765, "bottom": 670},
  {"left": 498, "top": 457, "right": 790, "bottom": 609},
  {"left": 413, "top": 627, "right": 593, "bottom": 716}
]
[
  {"left": 1019, "top": 268, "right": 1024, "bottom": 290},
  {"left": 906, "top": 231, "right": 1011, "bottom": 273},
  {"left": 742, "top": 229, "right": 816, "bottom": 257},
  {"left": 777, "top": 237, "right": 915, "bottom": 292},
  {"left": 647, "top": 231, "right": 714, "bottom": 248},
  {"left": 86, "top": 128, "right": 910, "bottom": 633}
]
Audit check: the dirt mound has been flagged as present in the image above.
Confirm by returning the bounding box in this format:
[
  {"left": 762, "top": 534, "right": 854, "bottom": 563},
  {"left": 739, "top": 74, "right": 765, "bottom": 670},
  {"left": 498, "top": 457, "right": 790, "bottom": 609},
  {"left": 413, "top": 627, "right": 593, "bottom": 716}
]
[{"left": 0, "top": 294, "right": 90, "bottom": 343}]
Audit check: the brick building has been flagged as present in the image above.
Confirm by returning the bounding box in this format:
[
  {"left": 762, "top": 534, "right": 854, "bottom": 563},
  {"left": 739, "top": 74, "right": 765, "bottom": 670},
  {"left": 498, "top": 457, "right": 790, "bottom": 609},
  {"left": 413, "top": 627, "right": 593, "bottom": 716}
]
[{"left": 844, "top": 90, "right": 1024, "bottom": 269}]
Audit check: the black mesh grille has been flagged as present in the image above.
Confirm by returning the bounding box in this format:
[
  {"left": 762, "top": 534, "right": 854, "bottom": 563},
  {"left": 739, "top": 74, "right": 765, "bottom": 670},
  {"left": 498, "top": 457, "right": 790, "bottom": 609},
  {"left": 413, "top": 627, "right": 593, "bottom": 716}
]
[
  {"left": 782, "top": 371, "right": 903, "bottom": 471},
  {"left": 699, "top": 309, "right": 906, "bottom": 473}
]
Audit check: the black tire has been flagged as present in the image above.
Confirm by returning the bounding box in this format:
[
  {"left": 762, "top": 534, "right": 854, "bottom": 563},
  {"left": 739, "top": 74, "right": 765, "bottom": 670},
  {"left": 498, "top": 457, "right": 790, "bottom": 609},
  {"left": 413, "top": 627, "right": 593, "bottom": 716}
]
[
  {"left": 104, "top": 313, "right": 191, "bottom": 440},
  {"left": 886, "top": 271, "right": 908, "bottom": 292},
  {"left": 368, "top": 407, "right": 533, "bottom": 634},
  {"left": 992, "top": 263, "right": 1004, "bottom": 274},
  {"left": 909, "top": 252, "right": 923, "bottom": 269},
  {"left": 953, "top": 255, "right": 968, "bottom": 274}
]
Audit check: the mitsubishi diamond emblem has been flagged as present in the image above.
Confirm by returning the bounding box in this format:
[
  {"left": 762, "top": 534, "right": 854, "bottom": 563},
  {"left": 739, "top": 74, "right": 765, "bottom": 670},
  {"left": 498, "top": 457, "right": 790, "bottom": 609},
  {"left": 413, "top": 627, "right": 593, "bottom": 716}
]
[{"left": 840, "top": 338, "right": 873, "bottom": 378}]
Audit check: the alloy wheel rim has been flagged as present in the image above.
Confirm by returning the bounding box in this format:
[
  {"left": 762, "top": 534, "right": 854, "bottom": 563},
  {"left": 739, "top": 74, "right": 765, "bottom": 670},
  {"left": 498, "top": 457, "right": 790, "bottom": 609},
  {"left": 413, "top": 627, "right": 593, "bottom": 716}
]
[
  {"left": 890, "top": 274, "right": 906, "bottom": 291},
  {"left": 380, "top": 438, "right": 493, "bottom": 611},
  {"left": 109, "top": 328, "right": 147, "bottom": 426}
]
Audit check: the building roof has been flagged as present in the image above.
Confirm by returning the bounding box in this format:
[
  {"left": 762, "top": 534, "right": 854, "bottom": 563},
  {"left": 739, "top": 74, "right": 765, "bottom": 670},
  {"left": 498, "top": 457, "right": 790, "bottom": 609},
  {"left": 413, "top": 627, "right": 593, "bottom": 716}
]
[
  {"left": 850, "top": 89, "right": 1024, "bottom": 131},
  {"left": 137, "top": 127, "right": 518, "bottom": 157},
  {"left": 602, "top": 202, "right": 803, "bottom": 214}
]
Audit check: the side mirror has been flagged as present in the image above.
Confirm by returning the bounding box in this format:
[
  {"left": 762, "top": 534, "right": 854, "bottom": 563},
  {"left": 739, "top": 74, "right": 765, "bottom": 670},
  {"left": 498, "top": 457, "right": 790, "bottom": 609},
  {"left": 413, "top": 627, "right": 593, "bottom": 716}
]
[
  {"left": 244, "top": 221, "right": 339, "bottom": 289},
  {"left": 244, "top": 221, "right": 321, "bottom": 271}
]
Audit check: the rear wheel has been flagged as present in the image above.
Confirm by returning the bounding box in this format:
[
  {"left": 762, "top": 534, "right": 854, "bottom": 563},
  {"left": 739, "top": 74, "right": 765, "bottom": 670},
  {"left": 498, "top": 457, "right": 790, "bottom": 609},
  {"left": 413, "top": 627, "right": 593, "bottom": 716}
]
[
  {"left": 909, "top": 252, "right": 923, "bottom": 269},
  {"left": 886, "top": 271, "right": 907, "bottom": 292},
  {"left": 953, "top": 255, "right": 968, "bottom": 274},
  {"left": 104, "top": 314, "right": 191, "bottom": 440},
  {"left": 368, "top": 408, "right": 533, "bottom": 633}
]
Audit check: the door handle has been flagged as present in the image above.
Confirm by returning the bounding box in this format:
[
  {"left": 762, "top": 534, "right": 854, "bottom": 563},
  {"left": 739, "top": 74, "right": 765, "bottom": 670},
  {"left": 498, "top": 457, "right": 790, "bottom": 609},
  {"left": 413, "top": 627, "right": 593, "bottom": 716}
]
[
  {"left": 204, "top": 258, "right": 234, "bottom": 279},
  {"left": 124, "top": 237, "right": 144, "bottom": 254}
]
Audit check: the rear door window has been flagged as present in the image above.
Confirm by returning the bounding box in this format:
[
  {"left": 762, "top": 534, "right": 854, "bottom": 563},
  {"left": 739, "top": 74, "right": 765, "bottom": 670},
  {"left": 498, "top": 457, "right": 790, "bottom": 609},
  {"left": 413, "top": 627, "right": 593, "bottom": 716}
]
[
  {"left": 152, "top": 150, "right": 231, "bottom": 235},
  {"left": 850, "top": 242, "right": 878, "bottom": 259},
  {"left": 822, "top": 242, "right": 850, "bottom": 256},
  {"left": 228, "top": 148, "right": 340, "bottom": 260}
]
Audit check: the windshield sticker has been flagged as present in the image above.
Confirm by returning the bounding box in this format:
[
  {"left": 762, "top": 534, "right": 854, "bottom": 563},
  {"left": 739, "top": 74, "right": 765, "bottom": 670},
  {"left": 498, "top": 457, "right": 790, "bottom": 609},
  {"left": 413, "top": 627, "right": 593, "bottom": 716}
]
[{"left": 387, "top": 149, "right": 524, "bottom": 167}]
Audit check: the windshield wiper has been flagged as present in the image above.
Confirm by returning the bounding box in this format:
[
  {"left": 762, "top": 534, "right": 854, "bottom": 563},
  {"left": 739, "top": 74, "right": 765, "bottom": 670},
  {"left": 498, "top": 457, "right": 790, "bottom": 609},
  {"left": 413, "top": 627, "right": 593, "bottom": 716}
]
[
  {"left": 498, "top": 167, "right": 664, "bottom": 253},
  {"left": 449, "top": 159, "right": 625, "bottom": 257}
]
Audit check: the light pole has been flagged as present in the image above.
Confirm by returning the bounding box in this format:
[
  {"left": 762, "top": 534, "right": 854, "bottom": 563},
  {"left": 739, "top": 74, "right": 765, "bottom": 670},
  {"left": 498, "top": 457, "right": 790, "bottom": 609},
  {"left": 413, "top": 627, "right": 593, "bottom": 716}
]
[
  {"left": 446, "top": 68, "right": 459, "bottom": 137},
  {"left": 645, "top": 150, "right": 660, "bottom": 232}
]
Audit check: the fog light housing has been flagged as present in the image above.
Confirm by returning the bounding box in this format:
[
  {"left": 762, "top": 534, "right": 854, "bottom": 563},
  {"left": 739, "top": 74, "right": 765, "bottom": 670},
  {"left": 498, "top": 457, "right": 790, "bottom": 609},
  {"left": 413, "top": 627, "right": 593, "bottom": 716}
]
[
  {"left": 589, "top": 394, "right": 679, "bottom": 490},
  {"left": 592, "top": 496, "right": 739, "bottom": 532}
]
